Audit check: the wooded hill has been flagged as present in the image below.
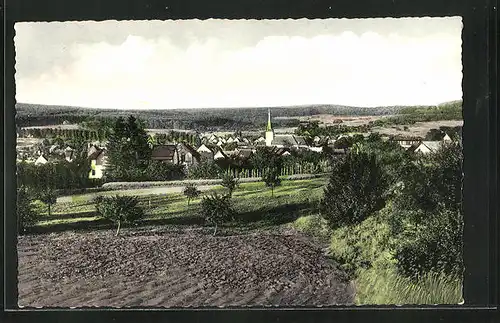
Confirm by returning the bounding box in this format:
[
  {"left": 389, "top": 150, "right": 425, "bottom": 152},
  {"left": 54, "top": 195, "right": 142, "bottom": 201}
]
[
  {"left": 15, "top": 101, "right": 462, "bottom": 131},
  {"left": 15, "top": 103, "right": 402, "bottom": 131}
]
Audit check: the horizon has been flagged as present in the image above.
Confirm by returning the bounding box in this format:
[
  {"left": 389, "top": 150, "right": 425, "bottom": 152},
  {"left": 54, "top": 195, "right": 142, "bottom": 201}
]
[
  {"left": 15, "top": 18, "right": 463, "bottom": 110},
  {"left": 16, "top": 99, "right": 462, "bottom": 112}
]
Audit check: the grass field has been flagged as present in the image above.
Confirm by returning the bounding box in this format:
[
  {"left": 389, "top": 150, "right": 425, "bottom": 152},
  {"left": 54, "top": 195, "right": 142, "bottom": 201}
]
[{"left": 35, "top": 177, "right": 328, "bottom": 231}]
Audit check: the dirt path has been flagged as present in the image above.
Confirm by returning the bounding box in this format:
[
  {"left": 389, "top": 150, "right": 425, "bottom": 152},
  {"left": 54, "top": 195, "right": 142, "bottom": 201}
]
[{"left": 18, "top": 227, "right": 355, "bottom": 307}]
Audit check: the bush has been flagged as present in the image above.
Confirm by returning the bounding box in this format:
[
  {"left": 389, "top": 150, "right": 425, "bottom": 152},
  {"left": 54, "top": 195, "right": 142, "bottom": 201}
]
[
  {"left": 392, "top": 208, "right": 463, "bottom": 278},
  {"left": 183, "top": 183, "right": 201, "bottom": 206},
  {"left": 94, "top": 195, "right": 145, "bottom": 236},
  {"left": 200, "top": 193, "right": 234, "bottom": 235},
  {"left": 262, "top": 167, "right": 281, "bottom": 197},
  {"left": 188, "top": 161, "right": 223, "bottom": 179},
  {"left": 17, "top": 186, "right": 38, "bottom": 234},
  {"left": 146, "top": 160, "right": 185, "bottom": 181},
  {"left": 38, "top": 188, "right": 58, "bottom": 217},
  {"left": 320, "top": 151, "right": 388, "bottom": 229},
  {"left": 220, "top": 172, "right": 239, "bottom": 197},
  {"left": 390, "top": 142, "right": 463, "bottom": 277}
]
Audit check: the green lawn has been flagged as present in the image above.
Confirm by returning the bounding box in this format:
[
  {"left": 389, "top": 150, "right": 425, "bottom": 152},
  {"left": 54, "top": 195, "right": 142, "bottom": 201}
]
[{"left": 39, "top": 178, "right": 328, "bottom": 229}]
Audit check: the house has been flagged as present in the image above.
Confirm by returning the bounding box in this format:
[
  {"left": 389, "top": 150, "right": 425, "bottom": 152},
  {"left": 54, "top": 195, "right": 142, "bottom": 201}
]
[
  {"left": 254, "top": 136, "right": 266, "bottom": 144},
  {"left": 176, "top": 143, "right": 201, "bottom": 167},
  {"left": 409, "top": 141, "right": 442, "bottom": 154},
  {"left": 35, "top": 155, "right": 48, "bottom": 166},
  {"left": 214, "top": 150, "right": 229, "bottom": 160},
  {"left": 196, "top": 144, "right": 214, "bottom": 161},
  {"left": 151, "top": 144, "right": 179, "bottom": 164},
  {"left": 209, "top": 134, "right": 218, "bottom": 143},
  {"left": 442, "top": 133, "right": 453, "bottom": 143},
  {"left": 273, "top": 147, "right": 291, "bottom": 157},
  {"left": 87, "top": 144, "right": 100, "bottom": 158},
  {"left": 392, "top": 136, "right": 423, "bottom": 149},
  {"left": 236, "top": 148, "right": 254, "bottom": 160},
  {"left": 88, "top": 148, "right": 107, "bottom": 179},
  {"left": 309, "top": 146, "right": 323, "bottom": 153},
  {"left": 64, "top": 146, "right": 75, "bottom": 162}
]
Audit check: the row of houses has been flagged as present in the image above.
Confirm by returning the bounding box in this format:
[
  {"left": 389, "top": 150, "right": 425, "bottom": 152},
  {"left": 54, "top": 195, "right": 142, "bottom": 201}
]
[{"left": 394, "top": 133, "right": 454, "bottom": 154}]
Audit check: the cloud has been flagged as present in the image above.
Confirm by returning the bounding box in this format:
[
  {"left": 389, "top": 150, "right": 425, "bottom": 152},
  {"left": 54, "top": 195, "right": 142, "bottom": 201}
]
[{"left": 14, "top": 18, "right": 462, "bottom": 109}]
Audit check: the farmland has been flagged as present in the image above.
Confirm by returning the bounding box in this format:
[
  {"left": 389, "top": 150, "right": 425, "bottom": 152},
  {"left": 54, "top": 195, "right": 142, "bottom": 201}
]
[{"left": 18, "top": 177, "right": 358, "bottom": 307}]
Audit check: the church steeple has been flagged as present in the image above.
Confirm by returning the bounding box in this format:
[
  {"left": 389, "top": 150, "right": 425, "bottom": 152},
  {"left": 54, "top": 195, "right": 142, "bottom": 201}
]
[
  {"left": 266, "top": 108, "right": 272, "bottom": 131},
  {"left": 265, "top": 108, "right": 274, "bottom": 146}
]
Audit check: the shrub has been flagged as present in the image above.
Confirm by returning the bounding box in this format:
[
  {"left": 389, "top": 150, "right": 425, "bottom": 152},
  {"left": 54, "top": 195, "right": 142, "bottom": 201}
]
[
  {"left": 220, "top": 172, "right": 239, "bottom": 197},
  {"left": 188, "top": 161, "right": 223, "bottom": 179},
  {"left": 320, "top": 151, "right": 388, "bottom": 229},
  {"left": 392, "top": 208, "right": 463, "bottom": 278},
  {"left": 17, "top": 186, "right": 38, "bottom": 234},
  {"left": 200, "top": 193, "right": 234, "bottom": 235},
  {"left": 183, "top": 183, "right": 201, "bottom": 206},
  {"left": 38, "top": 188, "right": 58, "bottom": 217},
  {"left": 94, "top": 195, "right": 145, "bottom": 236},
  {"left": 390, "top": 142, "right": 463, "bottom": 277},
  {"left": 146, "top": 160, "right": 185, "bottom": 181},
  {"left": 262, "top": 167, "right": 282, "bottom": 197}
]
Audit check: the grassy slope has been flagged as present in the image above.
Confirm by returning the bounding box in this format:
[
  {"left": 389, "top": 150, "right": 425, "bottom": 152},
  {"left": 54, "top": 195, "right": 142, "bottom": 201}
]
[{"left": 290, "top": 204, "right": 463, "bottom": 305}]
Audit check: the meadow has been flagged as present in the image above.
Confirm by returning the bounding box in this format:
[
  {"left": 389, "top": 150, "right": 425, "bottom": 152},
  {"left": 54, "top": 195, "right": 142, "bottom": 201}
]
[{"left": 33, "top": 178, "right": 327, "bottom": 233}]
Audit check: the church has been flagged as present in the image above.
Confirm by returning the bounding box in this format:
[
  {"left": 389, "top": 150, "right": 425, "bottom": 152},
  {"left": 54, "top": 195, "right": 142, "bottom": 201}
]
[{"left": 264, "top": 109, "right": 308, "bottom": 149}]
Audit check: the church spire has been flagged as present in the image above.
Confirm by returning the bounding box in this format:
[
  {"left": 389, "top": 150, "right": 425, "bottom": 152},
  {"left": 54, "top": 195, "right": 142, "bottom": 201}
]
[{"left": 266, "top": 108, "right": 272, "bottom": 131}]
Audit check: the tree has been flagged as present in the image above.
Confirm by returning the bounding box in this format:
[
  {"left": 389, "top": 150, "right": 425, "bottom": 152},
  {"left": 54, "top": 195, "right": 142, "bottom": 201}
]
[
  {"left": 200, "top": 192, "right": 234, "bottom": 236},
  {"left": 94, "top": 195, "right": 144, "bottom": 236},
  {"left": 320, "top": 151, "right": 388, "bottom": 229},
  {"left": 106, "top": 116, "right": 152, "bottom": 181},
  {"left": 251, "top": 147, "right": 283, "bottom": 171},
  {"left": 17, "top": 186, "right": 38, "bottom": 234},
  {"left": 146, "top": 160, "right": 185, "bottom": 181},
  {"left": 333, "top": 136, "right": 353, "bottom": 150},
  {"left": 183, "top": 183, "right": 201, "bottom": 206},
  {"left": 39, "top": 188, "right": 57, "bottom": 217},
  {"left": 220, "top": 172, "right": 239, "bottom": 197},
  {"left": 187, "top": 161, "right": 223, "bottom": 179},
  {"left": 425, "top": 128, "right": 445, "bottom": 141},
  {"left": 262, "top": 167, "right": 281, "bottom": 197}
]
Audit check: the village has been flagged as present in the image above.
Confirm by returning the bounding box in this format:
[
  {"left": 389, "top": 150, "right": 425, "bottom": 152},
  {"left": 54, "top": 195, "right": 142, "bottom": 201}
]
[{"left": 16, "top": 108, "right": 458, "bottom": 181}]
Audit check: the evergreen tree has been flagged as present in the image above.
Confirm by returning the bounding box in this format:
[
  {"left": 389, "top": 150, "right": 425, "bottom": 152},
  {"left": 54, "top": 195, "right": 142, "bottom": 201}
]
[
  {"left": 106, "top": 116, "right": 151, "bottom": 181},
  {"left": 320, "top": 151, "right": 388, "bottom": 229}
]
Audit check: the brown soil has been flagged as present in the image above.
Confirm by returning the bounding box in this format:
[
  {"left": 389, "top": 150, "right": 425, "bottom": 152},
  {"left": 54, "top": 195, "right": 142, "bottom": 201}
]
[{"left": 17, "top": 226, "right": 355, "bottom": 308}]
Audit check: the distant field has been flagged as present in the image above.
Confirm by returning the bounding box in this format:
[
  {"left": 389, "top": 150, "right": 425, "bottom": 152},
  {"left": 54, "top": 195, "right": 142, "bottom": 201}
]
[
  {"left": 276, "top": 114, "right": 387, "bottom": 127},
  {"left": 16, "top": 137, "right": 42, "bottom": 148},
  {"left": 372, "top": 119, "right": 463, "bottom": 138},
  {"left": 22, "top": 124, "right": 80, "bottom": 130}
]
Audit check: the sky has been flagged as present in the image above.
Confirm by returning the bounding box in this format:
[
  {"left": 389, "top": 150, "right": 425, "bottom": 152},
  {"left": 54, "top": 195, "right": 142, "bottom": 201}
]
[{"left": 14, "top": 18, "right": 463, "bottom": 110}]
